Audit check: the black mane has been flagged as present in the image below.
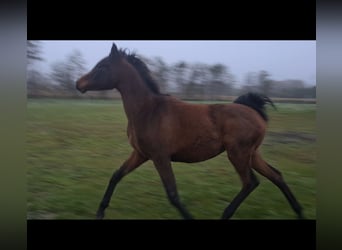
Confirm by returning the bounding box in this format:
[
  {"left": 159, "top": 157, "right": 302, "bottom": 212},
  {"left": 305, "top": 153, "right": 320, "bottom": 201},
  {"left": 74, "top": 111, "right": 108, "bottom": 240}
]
[{"left": 119, "top": 49, "right": 162, "bottom": 95}]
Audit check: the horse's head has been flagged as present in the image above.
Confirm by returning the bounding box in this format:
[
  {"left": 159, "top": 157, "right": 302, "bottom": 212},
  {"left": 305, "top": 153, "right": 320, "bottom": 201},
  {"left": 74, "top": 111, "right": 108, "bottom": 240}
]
[{"left": 76, "top": 43, "right": 122, "bottom": 93}]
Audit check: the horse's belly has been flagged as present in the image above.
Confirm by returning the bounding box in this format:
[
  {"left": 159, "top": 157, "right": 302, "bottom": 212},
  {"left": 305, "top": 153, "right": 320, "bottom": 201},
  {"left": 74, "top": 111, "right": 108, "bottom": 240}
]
[{"left": 170, "top": 141, "right": 225, "bottom": 163}]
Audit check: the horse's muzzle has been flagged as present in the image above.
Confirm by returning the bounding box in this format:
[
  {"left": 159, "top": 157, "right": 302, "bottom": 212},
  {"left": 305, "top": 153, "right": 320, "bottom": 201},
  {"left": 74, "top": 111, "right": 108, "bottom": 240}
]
[{"left": 76, "top": 82, "right": 87, "bottom": 93}]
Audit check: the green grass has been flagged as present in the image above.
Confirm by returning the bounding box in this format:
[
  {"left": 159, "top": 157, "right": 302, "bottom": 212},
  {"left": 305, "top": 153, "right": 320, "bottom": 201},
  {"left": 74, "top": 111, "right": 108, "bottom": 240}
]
[{"left": 27, "top": 98, "right": 316, "bottom": 219}]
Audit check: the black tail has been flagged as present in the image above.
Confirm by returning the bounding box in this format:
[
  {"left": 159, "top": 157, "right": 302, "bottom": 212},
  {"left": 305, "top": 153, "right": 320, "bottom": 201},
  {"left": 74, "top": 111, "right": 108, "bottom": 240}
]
[{"left": 233, "top": 92, "right": 276, "bottom": 121}]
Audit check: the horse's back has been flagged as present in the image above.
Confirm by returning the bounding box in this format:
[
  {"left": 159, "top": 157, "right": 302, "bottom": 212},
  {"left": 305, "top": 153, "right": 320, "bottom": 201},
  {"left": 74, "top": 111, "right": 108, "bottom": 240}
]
[{"left": 165, "top": 98, "right": 267, "bottom": 141}]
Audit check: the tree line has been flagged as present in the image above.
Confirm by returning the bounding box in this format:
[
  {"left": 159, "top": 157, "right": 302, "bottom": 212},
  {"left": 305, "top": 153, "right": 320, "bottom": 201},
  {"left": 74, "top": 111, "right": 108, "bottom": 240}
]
[{"left": 27, "top": 41, "right": 316, "bottom": 100}]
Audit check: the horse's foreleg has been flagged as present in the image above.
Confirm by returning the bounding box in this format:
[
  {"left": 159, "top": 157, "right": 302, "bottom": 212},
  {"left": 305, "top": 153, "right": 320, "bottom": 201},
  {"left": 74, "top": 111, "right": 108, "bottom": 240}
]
[
  {"left": 96, "top": 150, "right": 147, "bottom": 219},
  {"left": 153, "top": 157, "right": 193, "bottom": 219}
]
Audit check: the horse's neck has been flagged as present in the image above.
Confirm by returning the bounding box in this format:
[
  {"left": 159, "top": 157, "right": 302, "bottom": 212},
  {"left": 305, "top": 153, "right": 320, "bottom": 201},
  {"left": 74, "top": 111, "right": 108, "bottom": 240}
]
[{"left": 117, "top": 75, "right": 156, "bottom": 123}]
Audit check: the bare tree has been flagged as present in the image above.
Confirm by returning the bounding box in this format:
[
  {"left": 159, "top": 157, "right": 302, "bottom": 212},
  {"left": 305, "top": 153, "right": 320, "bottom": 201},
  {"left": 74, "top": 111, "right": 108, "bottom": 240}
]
[
  {"left": 172, "top": 61, "right": 188, "bottom": 94},
  {"left": 258, "top": 70, "right": 273, "bottom": 96},
  {"left": 184, "top": 63, "right": 209, "bottom": 98},
  {"left": 68, "top": 49, "right": 87, "bottom": 81},
  {"left": 27, "top": 70, "right": 54, "bottom": 98},
  {"left": 50, "top": 49, "right": 87, "bottom": 94},
  {"left": 27, "top": 41, "right": 46, "bottom": 95},
  {"left": 27, "top": 41, "right": 44, "bottom": 65},
  {"left": 208, "top": 64, "right": 234, "bottom": 98},
  {"left": 50, "top": 61, "right": 73, "bottom": 90},
  {"left": 146, "top": 56, "right": 169, "bottom": 93}
]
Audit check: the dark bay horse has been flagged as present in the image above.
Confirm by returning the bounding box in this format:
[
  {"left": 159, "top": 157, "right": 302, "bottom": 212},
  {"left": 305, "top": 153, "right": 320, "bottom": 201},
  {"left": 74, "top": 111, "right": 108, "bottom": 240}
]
[{"left": 76, "top": 43, "right": 304, "bottom": 219}]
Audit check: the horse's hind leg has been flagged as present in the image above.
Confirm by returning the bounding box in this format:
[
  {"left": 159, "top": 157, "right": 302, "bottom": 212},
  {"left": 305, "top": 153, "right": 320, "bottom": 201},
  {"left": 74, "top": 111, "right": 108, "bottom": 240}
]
[
  {"left": 96, "top": 150, "right": 147, "bottom": 219},
  {"left": 222, "top": 149, "right": 260, "bottom": 219},
  {"left": 152, "top": 157, "right": 193, "bottom": 219},
  {"left": 251, "top": 151, "right": 304, "bottom": 219}
]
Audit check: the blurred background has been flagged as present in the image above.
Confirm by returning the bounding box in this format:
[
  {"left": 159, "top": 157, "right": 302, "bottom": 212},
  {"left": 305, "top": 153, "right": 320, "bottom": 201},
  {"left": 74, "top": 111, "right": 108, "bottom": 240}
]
[{"left": 27, "top": 40, "right": 316, "bottom": 102}]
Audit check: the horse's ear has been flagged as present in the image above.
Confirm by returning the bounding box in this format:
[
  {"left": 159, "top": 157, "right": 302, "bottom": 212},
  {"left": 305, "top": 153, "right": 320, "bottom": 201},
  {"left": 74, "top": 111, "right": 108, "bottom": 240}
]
[{"left": 110, "top": 43, "right": 119, "bottom": 59}]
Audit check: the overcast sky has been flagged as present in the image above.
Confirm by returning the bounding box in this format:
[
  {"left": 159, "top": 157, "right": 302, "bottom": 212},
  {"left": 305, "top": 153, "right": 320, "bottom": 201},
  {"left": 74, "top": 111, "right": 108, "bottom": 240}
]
[{"left": 35, "top": 40, "right": 316, "bottom": 86}]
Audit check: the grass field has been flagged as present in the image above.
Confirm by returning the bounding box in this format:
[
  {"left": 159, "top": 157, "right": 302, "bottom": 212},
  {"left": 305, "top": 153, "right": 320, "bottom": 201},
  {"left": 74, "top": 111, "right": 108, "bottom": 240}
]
[{"left": 27, "top": 98, "right": 316, "bottom": 219}]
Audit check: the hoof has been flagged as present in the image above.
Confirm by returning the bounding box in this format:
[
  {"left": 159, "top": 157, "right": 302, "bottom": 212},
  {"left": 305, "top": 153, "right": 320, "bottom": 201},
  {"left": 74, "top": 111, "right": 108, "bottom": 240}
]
[{"left": 96, "top": 211, "right": 105, "bottom": 220}]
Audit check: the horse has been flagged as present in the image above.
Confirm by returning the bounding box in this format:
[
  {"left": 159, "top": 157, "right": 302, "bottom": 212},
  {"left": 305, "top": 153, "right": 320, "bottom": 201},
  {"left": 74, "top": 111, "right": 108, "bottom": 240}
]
[{"left": 76, "top": 43, "right": 304, "bottom": 219}]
